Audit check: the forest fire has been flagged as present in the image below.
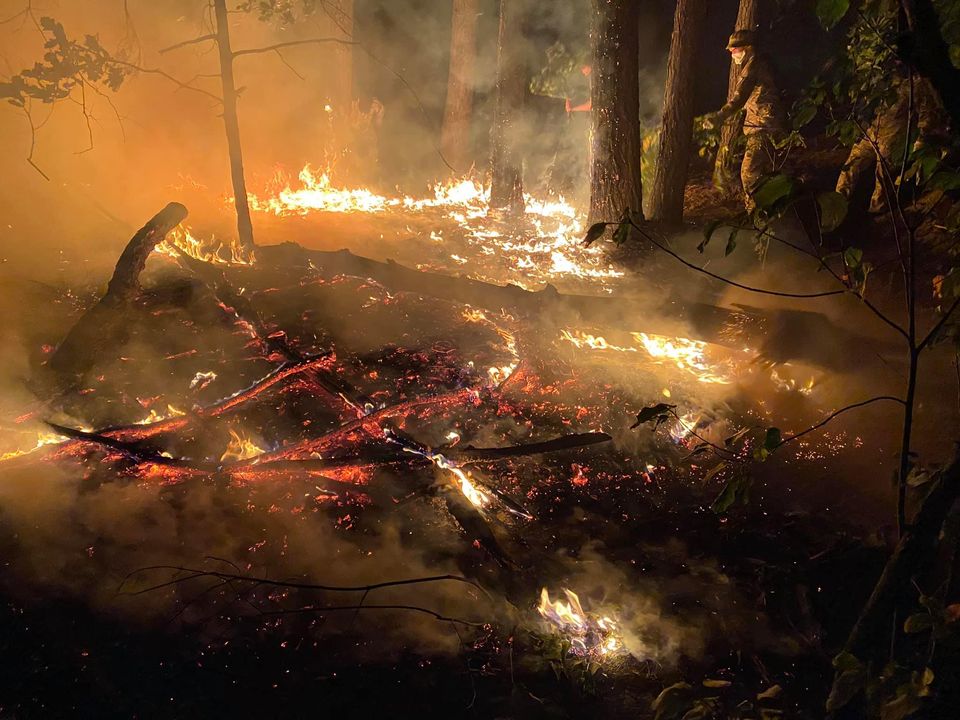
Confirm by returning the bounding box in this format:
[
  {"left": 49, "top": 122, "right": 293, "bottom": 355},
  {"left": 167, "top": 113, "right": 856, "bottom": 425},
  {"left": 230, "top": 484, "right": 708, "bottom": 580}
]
[{"left": 2, "top": 0, "right": 959, "bottom": 716}]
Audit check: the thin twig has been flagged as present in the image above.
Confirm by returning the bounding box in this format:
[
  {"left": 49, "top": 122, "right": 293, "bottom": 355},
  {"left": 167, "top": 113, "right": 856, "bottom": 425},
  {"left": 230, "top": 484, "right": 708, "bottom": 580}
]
[
  {"left": 158, "top": 33, "right": 216, "bottom": 54},
  {"left": 778, "top": 396, "right": 906, "bottom": 446},
  {"left": 618, "top": 221, "right": 846, "bottom": 299},
  {"left": 232, "top": 37, "right": 356, "bottom": 58}
]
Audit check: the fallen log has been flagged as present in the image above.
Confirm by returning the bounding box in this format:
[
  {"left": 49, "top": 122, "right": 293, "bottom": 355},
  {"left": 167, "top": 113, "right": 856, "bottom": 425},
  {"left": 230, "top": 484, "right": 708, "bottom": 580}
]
[
  {"left": 249, "top": 242, "right": 900, "bottom": 370},
  {"left": 41, "top": 203, "right": 188, "bottom": 390}
]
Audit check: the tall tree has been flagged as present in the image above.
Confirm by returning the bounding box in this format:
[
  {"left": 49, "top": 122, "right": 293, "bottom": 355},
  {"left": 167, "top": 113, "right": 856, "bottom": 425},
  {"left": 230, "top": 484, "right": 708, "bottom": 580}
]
[
  {"left": 712, "top": 0, "right": 760, "bottom": 194},
  {"left": 441, "top": 0, "right": 480, "bottom": 174},
  {"left": 214, "top": 0, "right": 255, "bottom": 250},
  {"left": 648, "top": 0, "right": 708, "bottom": 223},
  {"left": 489, "top": 0, "right": 526, "bottom": 214},
  {"left": 588, "top": 0, "right": 642, "bottom": 225}
]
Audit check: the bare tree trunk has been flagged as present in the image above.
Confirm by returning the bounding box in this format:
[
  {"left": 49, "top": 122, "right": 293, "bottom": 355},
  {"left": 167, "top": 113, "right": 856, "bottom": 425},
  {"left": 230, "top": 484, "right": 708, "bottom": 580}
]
[
  {"left": 648, "top": 0, "right": 708, "bottom": 224},
  {"left": 712, "top": 0, "right": 759, "bottom": 194},
  {"left": 489, "top": 0, "right": 525, "bottom": 215},
  {"left": 213, "top": 0, "right": 255, "bottom": 250},
  {"left": 588, "top": 0, "right": 642, "bottom": 226},
  {"left": 441, "top": 0, "right": 479, "bottom": 174}
]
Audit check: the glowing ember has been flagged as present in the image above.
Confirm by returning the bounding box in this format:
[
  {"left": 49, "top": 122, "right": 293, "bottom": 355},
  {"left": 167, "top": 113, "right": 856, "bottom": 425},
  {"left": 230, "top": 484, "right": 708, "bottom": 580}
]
[
  {"left": 537, "top": 587, "right": 622, "bottom": 658},
  {"left": 155, "top": 226, "right": 256, "bottom": 266},
  {"left": 220, "top": 429, "right": 266, "bottom": 463}
]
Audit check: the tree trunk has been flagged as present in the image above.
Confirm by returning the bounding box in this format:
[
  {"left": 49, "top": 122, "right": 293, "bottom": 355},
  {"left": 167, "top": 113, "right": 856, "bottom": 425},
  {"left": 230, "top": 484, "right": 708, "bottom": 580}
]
[
  {"left": 489, "top": 0, "right": 525, "bottom": 214},
  {"left": 712, "top": 0, "right": 759, "bottom": 194},
  {"left": 648, "top": 0, "right": 708, "bottom": 224},
  {"left": 441, "top": 0, "right": 479, "bottom": 174},
  {"left": 43, "top": 203, "right": 188, "bottom": 389},
  {"left": 588, "top": 0, "right": 642, "bottom": 226},
  {"left": 213, "top": 0, "right": 256, "bottom": 250}
]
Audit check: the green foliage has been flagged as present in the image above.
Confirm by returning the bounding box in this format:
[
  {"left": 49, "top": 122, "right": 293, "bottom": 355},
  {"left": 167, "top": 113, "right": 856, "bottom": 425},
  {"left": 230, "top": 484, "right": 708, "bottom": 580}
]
[
  {"left": 816, "top": 0, "right": 851, "bottom": 30},
  {"left": 817, "top": 191, "right": 849, "bottom": 232},
  {"left": 711, "top": 469, "right": 752, "bottom": 514},
  {"left": 751, "top": 174, "right": 798, "bottom": 215},
  {"left": 0, "top": 17, "right": 129, "bottom": 108}
]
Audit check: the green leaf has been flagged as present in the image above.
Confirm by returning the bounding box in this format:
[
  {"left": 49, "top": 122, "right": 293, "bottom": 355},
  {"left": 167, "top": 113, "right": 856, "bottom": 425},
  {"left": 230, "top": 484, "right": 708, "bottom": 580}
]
[
  {"left": 612, "top": 221, "right": 630, "bottom": 246},
  {"left": 843, "top": 247, "right": 863, "bottom": 269},
  {"left": 725, "top": 228, "right": 739, "bottom": 257},
  {"left": 827, "top": 668, "right": 867, "bottom": 712},
  {"left": 904, "top": 613, "right": 934, "bottom": 634},
  {"left": 699, "top": 219, "right": 723, "bottom": 253},
  {"left": 793, "top": 104, "right": 817, "bottom": 129},
  {"left": 582, "top": 222, "right": 607, "bottom": 247},
  {"left": 711, "top": 473, "right": 752, "bottom": 513},
  {"left": 630, "top": 403, "right": 677, "bottom": 429},
  {"left": 751, "top": 174, "right": 797, "bottom": 212},
  {"left": 652, "top": 682, "right": 695, "bottom": 720},
  {"left": 817, "top": 191, "right": 848, "bottom": 232},
  {"left": 816, "top": 0, "right": 850, "bottom": 30}
]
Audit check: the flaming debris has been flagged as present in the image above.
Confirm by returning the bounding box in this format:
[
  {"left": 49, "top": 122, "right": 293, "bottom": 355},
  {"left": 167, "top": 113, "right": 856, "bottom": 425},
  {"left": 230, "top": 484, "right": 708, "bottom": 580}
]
[
  {"left": 537, "top": 587, "right": 622, "bottom": 658},
  {"left": 155, "top": 226, "right": 256, "bottom": 266}
]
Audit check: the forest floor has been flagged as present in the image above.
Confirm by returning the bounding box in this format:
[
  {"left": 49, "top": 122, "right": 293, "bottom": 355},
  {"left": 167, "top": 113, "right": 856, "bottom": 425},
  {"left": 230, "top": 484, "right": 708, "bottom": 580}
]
[{"left": 1, "top": 145, "right": 959, "bottom": 718}]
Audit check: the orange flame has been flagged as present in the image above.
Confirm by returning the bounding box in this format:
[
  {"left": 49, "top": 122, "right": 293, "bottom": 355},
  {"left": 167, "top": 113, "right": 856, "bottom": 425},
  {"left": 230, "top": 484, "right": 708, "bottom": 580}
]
[
  {"left": 220, "top": 429, "right": 266, "bottom": 463},
  {"left": 537, "top": 587, "right": 622, "bottom": 657}
]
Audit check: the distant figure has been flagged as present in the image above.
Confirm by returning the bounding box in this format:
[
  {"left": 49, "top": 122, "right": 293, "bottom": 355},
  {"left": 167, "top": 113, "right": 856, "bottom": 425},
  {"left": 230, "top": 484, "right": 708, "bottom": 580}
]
[
  {"left": 835, "top": 72, "right": 943, "bottom": 214},
  {"left": 704, "top": 30, "right": 785, "bottom": 211},
  {"left": 565, "top": 64, "right": 592, "bottom": 114}
]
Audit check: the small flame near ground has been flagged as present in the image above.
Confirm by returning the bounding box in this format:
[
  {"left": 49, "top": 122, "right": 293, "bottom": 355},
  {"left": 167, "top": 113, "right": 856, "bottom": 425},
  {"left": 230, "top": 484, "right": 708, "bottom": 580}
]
[
  {"left": 537, "top": 587, "right": 622, "bottom": 658},
  {"left": 220, "top": 429, "right": 266, "bottom": 463}
]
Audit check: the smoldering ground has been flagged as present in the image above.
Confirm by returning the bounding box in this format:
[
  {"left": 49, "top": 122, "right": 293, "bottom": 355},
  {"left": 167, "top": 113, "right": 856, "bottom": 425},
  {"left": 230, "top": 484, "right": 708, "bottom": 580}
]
[{"left": 0, "top": 229, "right": 856, "bottom": 678}]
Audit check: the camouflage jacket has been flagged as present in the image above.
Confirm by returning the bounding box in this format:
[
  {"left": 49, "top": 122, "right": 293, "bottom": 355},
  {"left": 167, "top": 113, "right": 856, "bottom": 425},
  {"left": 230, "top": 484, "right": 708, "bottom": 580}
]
[{"left": 718, "top": 52, "right": 785, "bottom": 134}]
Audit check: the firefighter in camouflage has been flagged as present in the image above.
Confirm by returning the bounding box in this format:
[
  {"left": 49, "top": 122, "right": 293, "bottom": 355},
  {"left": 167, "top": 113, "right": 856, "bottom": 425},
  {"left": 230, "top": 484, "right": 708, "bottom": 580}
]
[
  {"left": 705, "top": 29, "right": 786, "bottom": 211},
  {"left": 835, "top": 72, "right": 943, "bottom": 214}
]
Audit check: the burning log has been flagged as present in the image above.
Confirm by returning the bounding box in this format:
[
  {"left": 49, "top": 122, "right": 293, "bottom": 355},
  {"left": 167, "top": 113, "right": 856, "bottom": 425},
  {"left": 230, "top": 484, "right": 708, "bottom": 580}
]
[{"left": 40, "top": 203, "right": 189, "bottom": 392}]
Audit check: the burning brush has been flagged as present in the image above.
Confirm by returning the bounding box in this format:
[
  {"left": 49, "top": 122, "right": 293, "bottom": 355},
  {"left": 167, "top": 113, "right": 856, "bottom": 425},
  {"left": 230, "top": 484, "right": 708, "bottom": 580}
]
[{"left": 537, "top": 587, "right": 623, "bottom": 659}]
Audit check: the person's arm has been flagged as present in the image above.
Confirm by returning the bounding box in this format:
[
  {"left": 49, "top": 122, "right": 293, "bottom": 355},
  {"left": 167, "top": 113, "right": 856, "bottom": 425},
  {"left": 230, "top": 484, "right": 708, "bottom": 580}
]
[{"left": 716, "top": 57, "right": 758, "bottom": 121}]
